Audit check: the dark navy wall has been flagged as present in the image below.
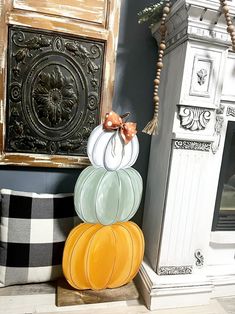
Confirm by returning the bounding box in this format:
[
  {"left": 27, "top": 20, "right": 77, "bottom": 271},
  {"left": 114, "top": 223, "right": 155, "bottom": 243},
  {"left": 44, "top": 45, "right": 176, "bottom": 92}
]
[{"left": 0, "top": 0, "right": 156, "bottom": 225}]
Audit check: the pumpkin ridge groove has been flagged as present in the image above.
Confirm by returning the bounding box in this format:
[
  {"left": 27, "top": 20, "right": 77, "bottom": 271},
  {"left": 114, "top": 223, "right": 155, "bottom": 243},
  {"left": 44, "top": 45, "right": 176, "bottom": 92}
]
[
  {"left": 129, "top": 138, "right": 139, "bottom": 166},
  {"left": 92, "top": 129, "right": 106, "bottom": 167},
  {"left": 121, "top": 137, "right": 131, "bottom": 169},
  {"left": 85, "top": 226, "right": 116, "bottom": 290},
  {"left": 87, "top": 125, "right": 103, "bottom": 165},
  {"left": 69, "top": 224, "right": 98, "bottom": 289},
  {"left": 94, "top": 170, "right": 107, "bottom": 224},
  {"left": 64, "top": 225, "right": 86, "bottom": 286},
  {"left": 113, "top": 170, "right": 121, "bottom": 224},
  {"left": 104, "top": 131, "right": 124, "bottom": 170},
  {"left": 107, "top": 227, "right": 118, "bottom": 288},
  {"left": 83, "top": 226, "right": 100, "bottom": 289},
  {"left": 63, "top": 225, "right": 81, "bottom": 286},
  {"left": 78, "top": 167, "right": 98, "bottom": 222},
  {"left": 117, "top": 223, "right": 134, "bottom": 284},
  {"left": 129, "top": 168, "right": 143, "bottom": 218},
  {"left": 121, "top": 169, "right": 136, "bottom": 221},
  {"left": 126, "top": 222, "right": 145, "bottom": 279},
  {"left": 80, "top": 168, "right": 103, "bottom": 223},
  {"left": 129, "top": 141, "right": 134, "bottom": 168}
]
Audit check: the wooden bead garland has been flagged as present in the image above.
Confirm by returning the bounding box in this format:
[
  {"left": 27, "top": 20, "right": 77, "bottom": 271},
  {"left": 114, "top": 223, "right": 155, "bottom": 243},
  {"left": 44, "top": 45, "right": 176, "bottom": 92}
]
[
  {"left": 143, "top": 0, "right": 234, "bottom": 136},
  {"left": 143, "top": 1, "right": 171, "bottom": 135},
  {"left": 220, "top": 0, "right": 235, "bottom": 51}
]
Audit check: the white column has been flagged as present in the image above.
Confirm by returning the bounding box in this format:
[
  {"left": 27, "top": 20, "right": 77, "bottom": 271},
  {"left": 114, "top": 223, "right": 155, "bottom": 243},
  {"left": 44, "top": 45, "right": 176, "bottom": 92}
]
[{"left": 137, "top": 0, "right": 235, "bottom": 310}]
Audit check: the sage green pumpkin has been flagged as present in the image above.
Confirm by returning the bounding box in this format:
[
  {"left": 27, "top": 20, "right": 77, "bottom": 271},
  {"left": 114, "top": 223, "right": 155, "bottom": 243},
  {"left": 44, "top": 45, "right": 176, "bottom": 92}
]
[{"left": 74, "top": 166, "right": 142, "bottom": 225}]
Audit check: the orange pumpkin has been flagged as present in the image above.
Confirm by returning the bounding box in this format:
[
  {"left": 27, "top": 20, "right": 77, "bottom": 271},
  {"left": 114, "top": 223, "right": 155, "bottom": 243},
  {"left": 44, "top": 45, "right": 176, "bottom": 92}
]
[{"left": 62, "top": 221, "right": 144, "bottom": 290}]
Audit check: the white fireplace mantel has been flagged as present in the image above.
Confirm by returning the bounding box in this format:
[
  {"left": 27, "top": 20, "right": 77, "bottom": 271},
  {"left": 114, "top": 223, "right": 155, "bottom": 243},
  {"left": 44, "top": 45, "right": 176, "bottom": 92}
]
[{"left": 136, "top": 0, "right": 235, "bottom": 310}]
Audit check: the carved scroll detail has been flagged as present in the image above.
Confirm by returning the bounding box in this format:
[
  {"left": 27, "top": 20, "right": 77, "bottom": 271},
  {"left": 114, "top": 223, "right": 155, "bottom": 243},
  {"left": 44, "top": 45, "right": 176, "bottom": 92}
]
[
  {"left": 212, "top": 116, "right": 224, "bottom": 154},
  {"left": 194, "top": 250, "right": 204, "bottom": 267},
  {"left": 227, "top": 107, "right": 235, "bottom": 117},
  {"left": 174, "top": 140, "right": 211, "bottom": 152},
  {"left": 179, "top": 106, "right": 211, "bottom": 131},
  {"left": 158, "top": 266, "right": 193, "bottom": 275}
]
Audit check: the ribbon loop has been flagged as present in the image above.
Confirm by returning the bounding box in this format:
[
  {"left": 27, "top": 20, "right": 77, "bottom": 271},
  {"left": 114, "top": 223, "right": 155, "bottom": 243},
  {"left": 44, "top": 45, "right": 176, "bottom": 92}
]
[
  {"left": 120, "top": 112, "right": 130, "bottom": 121},
  {"left": 103, "top": 111, "right": 137, "bottom": 144}
]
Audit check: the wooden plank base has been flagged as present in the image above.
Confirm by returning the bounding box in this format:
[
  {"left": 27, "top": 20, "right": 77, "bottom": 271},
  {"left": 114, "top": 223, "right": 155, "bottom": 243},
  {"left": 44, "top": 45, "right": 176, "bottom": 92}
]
[{"left": 56, "top": 278, "right": 139, "bottom": 307}]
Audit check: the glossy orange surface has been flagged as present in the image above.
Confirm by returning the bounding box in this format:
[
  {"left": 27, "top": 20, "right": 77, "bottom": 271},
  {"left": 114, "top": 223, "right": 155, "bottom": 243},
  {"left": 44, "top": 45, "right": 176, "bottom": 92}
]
[{"left": 62, "top": 221, "right": 144, "bottom": 290}]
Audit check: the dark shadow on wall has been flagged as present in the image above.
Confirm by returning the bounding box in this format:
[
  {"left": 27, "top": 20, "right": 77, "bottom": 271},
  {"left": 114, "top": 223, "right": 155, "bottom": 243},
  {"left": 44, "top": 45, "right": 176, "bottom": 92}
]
[
  {"left": 113, "top": 0, "right": 157, "bottom": 225},
  {"left": 0, "top": 165, "right": 82, "bottom": 193},
  {"left": 0, "top": 0, "right": 157, "bottom": 226}
]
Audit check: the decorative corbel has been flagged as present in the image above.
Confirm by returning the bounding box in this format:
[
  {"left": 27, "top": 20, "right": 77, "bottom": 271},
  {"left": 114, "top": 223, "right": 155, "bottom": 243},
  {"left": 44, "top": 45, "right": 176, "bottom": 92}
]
[
  {"left": 178, "top": 106, "right": 211, "bottom": 131},
  {"left": 212, "top": 105, "right": 225, "bottom": 154}
]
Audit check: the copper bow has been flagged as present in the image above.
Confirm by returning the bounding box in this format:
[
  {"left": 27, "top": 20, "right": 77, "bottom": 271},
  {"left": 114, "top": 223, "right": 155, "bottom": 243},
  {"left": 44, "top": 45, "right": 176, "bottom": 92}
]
[{"left": 103, "top": 111, "right": 137, "bottom": 144}]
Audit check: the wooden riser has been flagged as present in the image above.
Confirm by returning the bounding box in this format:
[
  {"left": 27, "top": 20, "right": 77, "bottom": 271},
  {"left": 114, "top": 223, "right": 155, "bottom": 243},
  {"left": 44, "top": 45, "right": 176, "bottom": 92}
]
[{"left": 56, "top": 278, "right": 139, "bottom": 307}]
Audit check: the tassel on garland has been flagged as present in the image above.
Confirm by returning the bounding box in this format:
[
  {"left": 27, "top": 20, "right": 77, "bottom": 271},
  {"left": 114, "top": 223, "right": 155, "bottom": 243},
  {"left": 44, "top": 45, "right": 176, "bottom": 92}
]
[
  {"left": 142, "top": 112, "right": 158, "bottom": 135},
  {"left": 142, "top": 1, "right": 171, "bottom": 136}
]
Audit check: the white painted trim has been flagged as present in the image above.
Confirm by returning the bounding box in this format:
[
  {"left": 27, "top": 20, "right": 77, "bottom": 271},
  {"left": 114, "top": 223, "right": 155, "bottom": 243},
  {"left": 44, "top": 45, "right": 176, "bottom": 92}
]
[
  {"left": 208, "top": 266, "right": 235, "bottom": 298},
  {"left": 0, "top": 189, "right": 73, "bottom": 198},
  {"left": 137, "top": 261, "right": 235, "bottom": 310},
  {"left": 141, "top": 0, "right": 235, "bottom": 310},
  {"left": 210, "top": 231, "right": 235, "bottom": 244},
  {"left": 136, "top": 261, "right": 213, "bottom": 311}
]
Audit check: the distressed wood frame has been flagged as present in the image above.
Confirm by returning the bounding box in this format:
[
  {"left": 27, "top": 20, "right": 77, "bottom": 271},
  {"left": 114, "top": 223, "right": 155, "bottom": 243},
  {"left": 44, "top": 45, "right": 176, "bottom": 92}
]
[{"left": 0, "top": 0, "right": 121, "bottom": 168}]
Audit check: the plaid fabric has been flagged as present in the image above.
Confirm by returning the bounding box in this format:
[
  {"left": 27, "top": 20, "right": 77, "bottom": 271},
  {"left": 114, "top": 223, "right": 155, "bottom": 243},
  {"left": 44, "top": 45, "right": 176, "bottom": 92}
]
[{"left": 0, "top": 189, "right": 79, "bottom": 287}]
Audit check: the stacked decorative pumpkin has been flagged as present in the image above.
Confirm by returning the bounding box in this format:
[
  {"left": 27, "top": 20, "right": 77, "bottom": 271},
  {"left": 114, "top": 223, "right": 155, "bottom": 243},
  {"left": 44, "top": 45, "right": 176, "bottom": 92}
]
[{"left": 62, "top": 111, "right": 145, "bottom": 290}]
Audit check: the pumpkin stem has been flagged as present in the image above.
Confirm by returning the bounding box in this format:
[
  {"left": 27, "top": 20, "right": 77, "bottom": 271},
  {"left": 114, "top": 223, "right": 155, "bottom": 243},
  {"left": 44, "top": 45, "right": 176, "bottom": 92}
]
[{"left": 120, "top": 112, "right": 130, "bottom": 122}]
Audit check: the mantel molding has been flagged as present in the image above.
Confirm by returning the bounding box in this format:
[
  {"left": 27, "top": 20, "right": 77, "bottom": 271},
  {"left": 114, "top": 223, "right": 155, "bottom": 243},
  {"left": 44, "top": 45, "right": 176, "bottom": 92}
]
[
  {"left": 174, "top": 140, "right": 211, "bottom": 151},
  {"left": 171, "top": 0, "right": 235, "bottom": 15},
  {"left": 158, "top": 265, "right": 193, "bottom": 275},
  {"left": 152, "top": 0, "right": 234, "bottom": 50}
]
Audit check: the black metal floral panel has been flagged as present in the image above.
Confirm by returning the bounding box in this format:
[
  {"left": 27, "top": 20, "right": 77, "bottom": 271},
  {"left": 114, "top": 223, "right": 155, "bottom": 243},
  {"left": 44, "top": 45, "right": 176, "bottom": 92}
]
[{"left": 6, "top": 26, "right": 105, "bottom": 156}]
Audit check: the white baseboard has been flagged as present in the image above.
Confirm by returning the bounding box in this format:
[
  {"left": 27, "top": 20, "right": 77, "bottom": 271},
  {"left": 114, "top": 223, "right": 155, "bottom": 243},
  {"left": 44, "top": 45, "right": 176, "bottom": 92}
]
[
  {"left": 136, "top": 260, "right": 235, "bottom": 311},
  {"left": 135, "top": 261, "right": 214, "bottom": 311}
]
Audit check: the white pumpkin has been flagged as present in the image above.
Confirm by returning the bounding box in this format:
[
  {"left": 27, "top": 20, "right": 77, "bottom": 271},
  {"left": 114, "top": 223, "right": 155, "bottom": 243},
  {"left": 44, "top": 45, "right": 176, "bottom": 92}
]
[{"left": 87, "top": 125, "right": 139, "bottom": 171}]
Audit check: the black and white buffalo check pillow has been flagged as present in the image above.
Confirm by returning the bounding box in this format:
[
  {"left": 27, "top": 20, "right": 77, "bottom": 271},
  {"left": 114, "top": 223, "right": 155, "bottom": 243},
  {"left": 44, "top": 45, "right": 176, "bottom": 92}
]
[{"left": 0, "top": 189, "right": 79, "bottom": 287}]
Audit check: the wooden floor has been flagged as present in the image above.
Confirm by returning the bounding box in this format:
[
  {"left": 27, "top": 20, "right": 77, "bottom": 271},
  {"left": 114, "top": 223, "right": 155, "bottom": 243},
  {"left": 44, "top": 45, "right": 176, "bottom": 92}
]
[
  {"left": 0, "top": 282, "right": 234, "bottom": 314},
  {"left": 40, "top": 297, "right": 235, "bottom": 314}
]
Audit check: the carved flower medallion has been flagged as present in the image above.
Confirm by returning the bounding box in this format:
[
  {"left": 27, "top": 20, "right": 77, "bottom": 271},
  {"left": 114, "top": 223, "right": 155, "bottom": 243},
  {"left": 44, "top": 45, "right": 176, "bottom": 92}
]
[
  {"left": 6, "top": 26, "right": 105, "bottom": 156},
  {"left": 33, "top": 66, "right": 78, "bottom": 128}
]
